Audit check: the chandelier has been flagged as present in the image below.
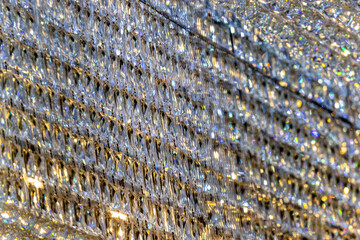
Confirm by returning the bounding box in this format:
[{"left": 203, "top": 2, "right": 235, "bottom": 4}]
[{"left": 0, "top": 0, "right": 359, "bottom": 239}]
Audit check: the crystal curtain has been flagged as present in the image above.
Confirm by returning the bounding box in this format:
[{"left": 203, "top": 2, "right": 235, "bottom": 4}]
[{"left": 0, "top": 0, "right": 359, "bottom": 239}]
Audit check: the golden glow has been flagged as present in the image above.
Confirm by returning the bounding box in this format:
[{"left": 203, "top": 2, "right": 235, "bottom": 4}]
[
  {"left": 243, "top": 207, "right": 248, "bottom": 213},
  {"left": 110, "top": 211, "right": 128, "bottom": 220},
  {"left": 118, "top": 228, "right": 124, "bottom": 237},
  {"left": 296, "top": 100, "right": 302, "bottom": 108},
  {"left": 231, "top": 172, "right": 237, "bottom": 180},
  {"left": 26, "top": 177, "right": 44, "bottom": 188}
]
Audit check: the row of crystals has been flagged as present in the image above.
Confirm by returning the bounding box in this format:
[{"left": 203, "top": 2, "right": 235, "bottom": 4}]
[
  {"left": 1, "top": 0, "right": 357, "bottom": 156},
  {"left": 16, "top": 0, "right": 358, "bottom": 192},
  {"left": 0, "top": 100, "right": 251, "bottom": 239},
  {"left": 0, "top": 135, "right": 225, "bottom": 239},
  {"left": 2, "top": 199, "right": 329, "bottom": 240},
  {"left": 147, "top": 0, "right": 360, "bottom": 103},
  {"left": 3, "top": 27, "right": 356, "bottom": 213},
  {"left": 150, "top": 0, "right": 360, "bottom": 48},
  {"left": 0, "top": 86, "right": 357, "bottom": 238},
  {"left": 0, "top": 29, "right": 358, "bottom": 190},
  {"left": 0, "top": 205, "right": 346, "bottom": 240},
  {"left": 0, "top": 157, "right": 206, "bottom": 239},
  {"left": 165, "top": 0, "right": 360, "bottom": 128},
  {"left": 2, "top": 0, "right": 358, "bottom": 154},
  {"left": 158, "top": 0, "right": 360, "bottom": 66},
  {"left": 0, "top": 206, "right": 101, "bottom": 239},
  {"left": 1, "top": 65, "right": 358, "bottom": 213},
  {"left": 0, "top": 136, "right": 298, "bottom": 239},
  {"left": 0, "top": 15, "right": 353, "bottom": 158},
  {"left": 0, "top": 92, "right": 354, "bottom": 236},
  {"left": 6, "top": 0, "right": 358, "bottom": 146},
  {"left": 0, "top": 171, "right": 205, "bottom": 240},
  {"left": 141, "top": 0, "right": 360, "bottom": 122},
  {"left": 1, "top": 6, "right": 358, "bottom": 223},
  {"left": 2, "top": 0, "right": 356, "bottom": 129},
  {"left": 0, "top": 133, "right": 353, "bottom": 239},
  {"left": 1, "top": 0, "right": 356, "bottom": 238}
]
